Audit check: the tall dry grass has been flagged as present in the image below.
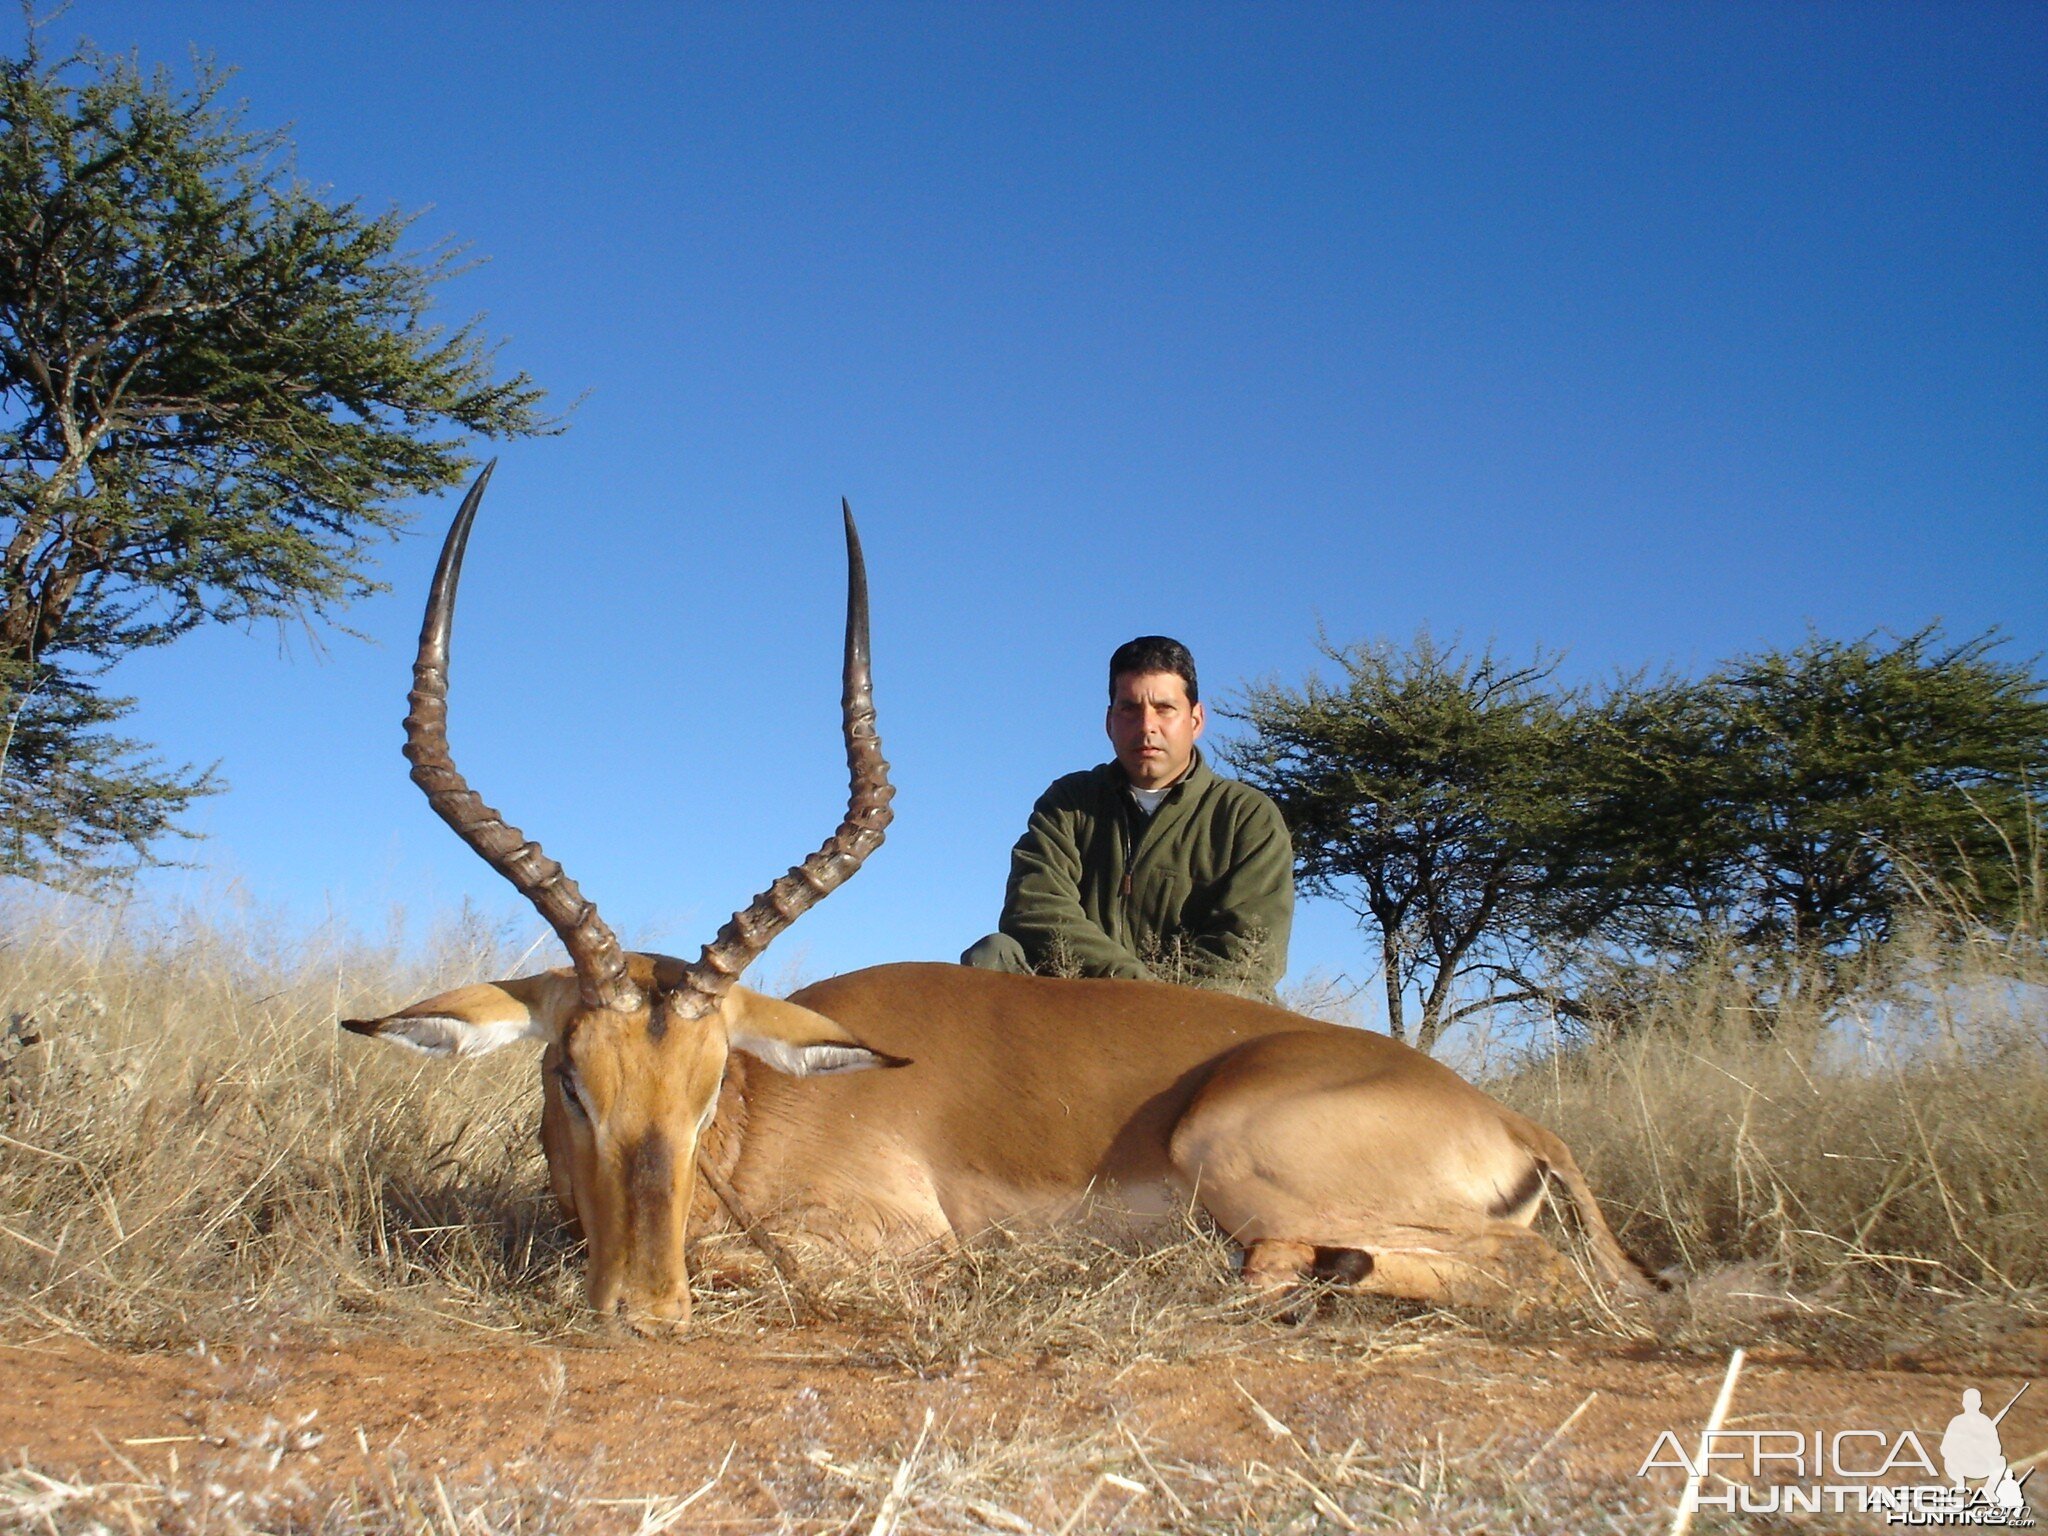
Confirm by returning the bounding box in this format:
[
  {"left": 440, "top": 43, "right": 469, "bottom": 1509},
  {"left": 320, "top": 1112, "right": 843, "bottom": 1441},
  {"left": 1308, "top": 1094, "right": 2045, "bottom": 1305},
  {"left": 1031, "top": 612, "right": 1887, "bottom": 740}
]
[
  {"left": 0, "top": 890, "right": 585, "bottom": 1343},
  {"left": 0, "top": 882, "right": 2041, "bottom": 1358},
  {"left": 1485, "top": 912, "right": 2047, "bottom": 1358}
]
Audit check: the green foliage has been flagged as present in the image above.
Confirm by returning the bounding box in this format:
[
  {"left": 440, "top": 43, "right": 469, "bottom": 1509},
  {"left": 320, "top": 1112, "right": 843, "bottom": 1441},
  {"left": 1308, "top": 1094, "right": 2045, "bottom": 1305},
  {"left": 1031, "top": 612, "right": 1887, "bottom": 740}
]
[
  {"left": 1699, "top": 628, "right": 2042, "bottom": 947},
  {"left": 1229, "top": 626, "right": 2048, "bottom": 1043},
  {"left": 1568, "top": 628, "right": 2048, "bottom": 1005},
  {"left": 0, "top": 33, "right": 553, "bottom": 883},
  {"left": 1224, "top": 634, "right": 1598, "bottom": 1051},
  {"left": 0, "top": 656, "right": 213, "bottom": 881}
]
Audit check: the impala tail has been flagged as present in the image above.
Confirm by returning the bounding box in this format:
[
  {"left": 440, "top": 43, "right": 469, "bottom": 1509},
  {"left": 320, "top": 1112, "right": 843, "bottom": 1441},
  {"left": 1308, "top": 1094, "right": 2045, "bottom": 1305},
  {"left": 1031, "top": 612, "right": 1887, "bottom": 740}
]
[{"left": 1512, "top": 1118, "right": 1662, "bottom": 1298}]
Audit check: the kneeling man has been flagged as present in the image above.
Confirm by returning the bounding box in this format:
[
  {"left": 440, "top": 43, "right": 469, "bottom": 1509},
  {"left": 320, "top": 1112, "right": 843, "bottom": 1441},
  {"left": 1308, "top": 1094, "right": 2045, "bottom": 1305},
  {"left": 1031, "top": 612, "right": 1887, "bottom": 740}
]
[{"left": 962, "top": 636, "right": 1293, "bottom": 999}]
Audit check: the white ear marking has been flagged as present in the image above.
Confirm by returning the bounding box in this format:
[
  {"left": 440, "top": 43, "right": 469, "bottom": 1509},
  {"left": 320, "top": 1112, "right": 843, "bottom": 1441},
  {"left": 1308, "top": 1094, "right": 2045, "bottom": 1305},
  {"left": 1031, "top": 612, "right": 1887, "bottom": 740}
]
[
  {"left": 373, "top": 1013, "right": 548, "bottom": 1059},
  {"left": 727, "top": 1034, "right": 897, "bottom": 1078}
]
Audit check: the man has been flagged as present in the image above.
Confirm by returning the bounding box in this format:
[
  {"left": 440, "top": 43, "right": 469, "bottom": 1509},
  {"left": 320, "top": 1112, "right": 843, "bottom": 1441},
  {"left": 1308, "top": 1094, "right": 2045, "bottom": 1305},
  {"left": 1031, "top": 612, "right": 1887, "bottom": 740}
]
[{"left": 961, "top": 636, "right": 1294, "bottom": 998}]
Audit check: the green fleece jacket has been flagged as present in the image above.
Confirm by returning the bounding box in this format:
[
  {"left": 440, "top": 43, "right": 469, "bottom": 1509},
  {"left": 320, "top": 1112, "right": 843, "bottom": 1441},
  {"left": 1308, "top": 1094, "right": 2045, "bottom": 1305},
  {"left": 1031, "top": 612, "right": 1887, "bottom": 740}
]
[{"left": 998, "top": 751, "right": 1294, "bottom": 997}]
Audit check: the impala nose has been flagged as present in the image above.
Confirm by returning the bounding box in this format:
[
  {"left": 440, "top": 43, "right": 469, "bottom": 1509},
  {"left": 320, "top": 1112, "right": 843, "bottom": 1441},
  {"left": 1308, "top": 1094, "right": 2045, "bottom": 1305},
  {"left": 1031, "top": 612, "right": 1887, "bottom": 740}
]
[
  {"left": 623, "top": 1292, "right": 692, "bottom": 1335},
  {"left": 587, "top": 1262, "right": 692, "bottom": 1329},
  {"left": 617, "top": 1131, "right": 691, "bottom": 1329}
]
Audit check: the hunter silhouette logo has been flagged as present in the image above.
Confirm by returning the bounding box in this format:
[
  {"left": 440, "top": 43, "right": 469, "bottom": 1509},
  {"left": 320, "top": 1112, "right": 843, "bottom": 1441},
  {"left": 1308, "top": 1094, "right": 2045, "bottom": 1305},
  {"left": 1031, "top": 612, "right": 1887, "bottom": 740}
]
[
  {"left": 1942, "top": 1387, "right": 2031, "bottom": 1515},
  {"left": 1639, "top": 1379, "right": 2036, "bottom": 1525}
]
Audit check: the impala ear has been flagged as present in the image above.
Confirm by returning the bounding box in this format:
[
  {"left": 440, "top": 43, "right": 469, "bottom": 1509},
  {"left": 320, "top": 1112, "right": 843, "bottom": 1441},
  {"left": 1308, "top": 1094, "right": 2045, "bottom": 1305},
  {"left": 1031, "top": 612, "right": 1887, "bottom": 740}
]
[
  {"left": 341, "top": 975, "right": 578, "bottom": 1060},
  {"left": 724, "top": 986, "right": 909, "bottom": 1078}
]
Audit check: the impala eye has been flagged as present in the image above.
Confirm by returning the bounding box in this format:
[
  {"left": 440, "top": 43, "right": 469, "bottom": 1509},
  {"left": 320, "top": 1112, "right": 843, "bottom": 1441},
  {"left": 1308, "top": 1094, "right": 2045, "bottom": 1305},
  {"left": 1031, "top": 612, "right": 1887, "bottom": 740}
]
[{"left": 553, "top": 1062, "right": 592, "bottom": 1121}]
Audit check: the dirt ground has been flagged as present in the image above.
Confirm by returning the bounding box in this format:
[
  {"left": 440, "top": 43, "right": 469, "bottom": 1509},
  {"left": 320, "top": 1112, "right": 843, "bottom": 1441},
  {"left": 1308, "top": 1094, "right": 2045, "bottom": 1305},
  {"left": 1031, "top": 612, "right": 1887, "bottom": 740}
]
[{"left": 4, "top": 1314, "right": 2042, "bottom": 1532}]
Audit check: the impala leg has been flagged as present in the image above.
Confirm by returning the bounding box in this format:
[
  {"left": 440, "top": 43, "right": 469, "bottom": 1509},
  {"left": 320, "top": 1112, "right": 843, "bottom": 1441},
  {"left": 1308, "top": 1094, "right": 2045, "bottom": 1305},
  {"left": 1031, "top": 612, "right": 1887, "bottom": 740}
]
[
  {"left": 1170, "top": 1032, "right": 1588, "bottom": 1313},
  {"left": 1241, "top": 1228, "right": 1570, "bottom": 1307},
  {"left": 1332, "top": 1223, "right": 1581, "bottom": 1310},
  {"left": 684, "top": 1236, "right": 773, "bottom": 1290},
  {"left": 1241, "top": 1238, "right": 1318, "bottom": 1293}
]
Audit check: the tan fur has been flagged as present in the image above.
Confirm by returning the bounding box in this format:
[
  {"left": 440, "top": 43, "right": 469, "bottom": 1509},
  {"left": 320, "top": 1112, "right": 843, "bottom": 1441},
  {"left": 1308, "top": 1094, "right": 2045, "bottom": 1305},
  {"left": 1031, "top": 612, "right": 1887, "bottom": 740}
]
[
  {"left": 736, "top": 964, "right": 1651, "bottom": 1309},
  {"left": 349, "top": 955, "right": 1652, "bottom": 1324}
]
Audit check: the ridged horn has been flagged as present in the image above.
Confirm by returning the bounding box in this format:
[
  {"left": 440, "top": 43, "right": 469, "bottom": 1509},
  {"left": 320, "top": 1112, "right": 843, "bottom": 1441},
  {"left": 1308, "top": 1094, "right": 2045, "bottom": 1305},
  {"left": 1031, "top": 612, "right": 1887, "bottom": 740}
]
[
  {"left": 674, "top": 501, "right": 894, "bottom": 1012},
  {"left": 402, "top": 463, "right": 641, "bottom": 1013}
]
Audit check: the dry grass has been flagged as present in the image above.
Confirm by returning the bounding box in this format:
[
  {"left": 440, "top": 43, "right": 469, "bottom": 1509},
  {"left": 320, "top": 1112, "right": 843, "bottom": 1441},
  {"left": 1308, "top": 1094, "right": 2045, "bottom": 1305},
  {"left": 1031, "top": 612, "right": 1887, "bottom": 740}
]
[
  {"left": 1486, "top": 918, "right": 2047, "bottom": 1363},
  {"left": 0, "top": 1413, "right": 1680, "bottom": 1535},
  {"left": 2, "top": 884, "right": 2042, "bottom": 1363},
  {"left": 0, "top": 890, "right": 585, "bottom": 1344},
  {"left": 770, "top": 1407, "right": 1679, "bottom": 1536},
  {"left": 3, "top": 888, "right": 2040, "bottom": 1530},
  {"left": 0, "top": 1441, "right": 604, "bottom": 1536}
]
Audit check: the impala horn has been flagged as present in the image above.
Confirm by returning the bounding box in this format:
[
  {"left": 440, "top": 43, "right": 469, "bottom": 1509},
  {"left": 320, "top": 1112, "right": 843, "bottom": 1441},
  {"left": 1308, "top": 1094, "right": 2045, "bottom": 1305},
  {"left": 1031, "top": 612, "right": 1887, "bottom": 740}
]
[
  {"left": 673, "top": 500, "right": 895, "bottom": 1014},
  {"left": 402, "top": 463, "right": 641, "bottom": 1013}
]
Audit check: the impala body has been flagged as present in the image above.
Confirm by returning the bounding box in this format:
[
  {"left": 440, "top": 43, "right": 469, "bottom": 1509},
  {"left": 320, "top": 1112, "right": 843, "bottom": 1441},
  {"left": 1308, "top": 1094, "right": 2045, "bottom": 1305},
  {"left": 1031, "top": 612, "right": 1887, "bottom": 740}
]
[
  {"left": 682, "top": 962, "right": 1648, "bottom": 1305},
  {"left": 345, "top": 467, "right": 1651, "bottom": 1326}
]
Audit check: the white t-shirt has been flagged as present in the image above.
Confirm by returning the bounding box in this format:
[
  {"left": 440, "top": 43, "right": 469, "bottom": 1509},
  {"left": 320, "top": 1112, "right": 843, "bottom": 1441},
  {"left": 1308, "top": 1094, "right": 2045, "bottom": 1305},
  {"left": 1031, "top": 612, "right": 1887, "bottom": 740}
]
[{"left": 1128, "top": 783, "right": 1172, "bottom": 817}]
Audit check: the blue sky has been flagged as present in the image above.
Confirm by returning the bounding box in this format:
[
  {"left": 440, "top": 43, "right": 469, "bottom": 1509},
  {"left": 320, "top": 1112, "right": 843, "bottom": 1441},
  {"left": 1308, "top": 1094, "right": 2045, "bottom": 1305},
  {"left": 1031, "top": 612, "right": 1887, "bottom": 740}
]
[{"left": 45, "top": 3, "right": 2047, "bottom": 1015}]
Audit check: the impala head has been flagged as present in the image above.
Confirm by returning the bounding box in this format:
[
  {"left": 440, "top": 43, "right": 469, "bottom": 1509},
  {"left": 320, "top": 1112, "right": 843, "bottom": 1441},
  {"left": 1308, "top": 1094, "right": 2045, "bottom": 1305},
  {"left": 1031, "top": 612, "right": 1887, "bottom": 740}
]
[{"left": 341, "top": 465, "right": 897, "bottom": 1326}]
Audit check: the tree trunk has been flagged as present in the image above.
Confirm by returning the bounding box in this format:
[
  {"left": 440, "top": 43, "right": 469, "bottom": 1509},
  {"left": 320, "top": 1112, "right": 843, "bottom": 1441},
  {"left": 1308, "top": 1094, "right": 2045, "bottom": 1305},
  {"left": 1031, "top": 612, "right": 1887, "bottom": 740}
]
[
  {"left": 1416, "top": 900, "right": 1494, "bottom": 1057},
  {"left": 1416, "top": 946, "right": 1464, "bottom": 1056},
  {"left": 1380, "top": 932, "right": 1406, "bottom": 1044}
]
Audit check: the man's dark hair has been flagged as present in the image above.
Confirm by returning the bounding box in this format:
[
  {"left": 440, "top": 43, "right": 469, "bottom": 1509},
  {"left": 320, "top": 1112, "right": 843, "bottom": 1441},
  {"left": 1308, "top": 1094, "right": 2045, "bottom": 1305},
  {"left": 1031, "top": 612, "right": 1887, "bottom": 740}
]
[{"left": 1108, "top": 635, "right": 1199, "bottom": 705}]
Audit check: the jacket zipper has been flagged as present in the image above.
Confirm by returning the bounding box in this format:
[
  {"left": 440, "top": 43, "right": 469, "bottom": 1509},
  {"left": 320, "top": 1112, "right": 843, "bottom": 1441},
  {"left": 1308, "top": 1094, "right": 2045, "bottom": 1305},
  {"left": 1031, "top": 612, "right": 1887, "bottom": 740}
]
[{"left": 1120, "top": 797, "right": 1141, "bottom": 900}]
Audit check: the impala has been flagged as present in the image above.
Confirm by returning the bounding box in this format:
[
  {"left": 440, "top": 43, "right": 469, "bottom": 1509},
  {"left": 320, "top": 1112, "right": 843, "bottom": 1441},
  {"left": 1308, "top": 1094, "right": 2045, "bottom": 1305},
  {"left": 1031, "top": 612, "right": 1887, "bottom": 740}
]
[{"left": 344, "top": 467, "right": 1654, "bottom": 1327}]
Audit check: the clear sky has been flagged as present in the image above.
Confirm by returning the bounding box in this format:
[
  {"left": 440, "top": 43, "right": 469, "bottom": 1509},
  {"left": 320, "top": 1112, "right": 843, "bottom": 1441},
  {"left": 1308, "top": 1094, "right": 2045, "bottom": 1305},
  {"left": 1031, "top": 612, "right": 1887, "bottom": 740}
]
[{"left": 46, "top": 2, "right": 2048, "bottom": 1017}]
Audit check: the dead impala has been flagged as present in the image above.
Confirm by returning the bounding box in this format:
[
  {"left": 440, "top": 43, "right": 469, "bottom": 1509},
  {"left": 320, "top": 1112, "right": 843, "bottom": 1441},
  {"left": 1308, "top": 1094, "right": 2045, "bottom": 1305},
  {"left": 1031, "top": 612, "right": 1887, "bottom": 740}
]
[{"left": 343, "top": 467, "right": 1654, "bottom": 1327}]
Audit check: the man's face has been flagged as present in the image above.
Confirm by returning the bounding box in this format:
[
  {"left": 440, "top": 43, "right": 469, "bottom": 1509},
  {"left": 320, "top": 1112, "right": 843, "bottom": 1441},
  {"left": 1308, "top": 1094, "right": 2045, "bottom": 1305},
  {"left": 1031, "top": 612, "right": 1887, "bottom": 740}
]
[{"left": 1106, "top": 669, "right": 1205, "bottom": 790}]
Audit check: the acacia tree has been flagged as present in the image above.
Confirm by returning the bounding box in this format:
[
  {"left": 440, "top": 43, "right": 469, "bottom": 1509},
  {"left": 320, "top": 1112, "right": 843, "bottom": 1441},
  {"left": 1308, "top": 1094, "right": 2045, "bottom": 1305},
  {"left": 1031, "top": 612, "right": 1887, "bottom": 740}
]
[
  {"left": 0, "top": 37, "right": 551, "bottom": 881},
  {"left": 1561, "top": 628, "right": 2048, "bottom": 1010},
  {"left": 1704, "top": 629, "right": 2044, "bottom": 948},
  {"left": 1224, "top": 634, "right": 1601, "bottom": 1053},
  {"left": 1235, "top": 626, "right": 2047, "bottom": 1044}
]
